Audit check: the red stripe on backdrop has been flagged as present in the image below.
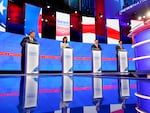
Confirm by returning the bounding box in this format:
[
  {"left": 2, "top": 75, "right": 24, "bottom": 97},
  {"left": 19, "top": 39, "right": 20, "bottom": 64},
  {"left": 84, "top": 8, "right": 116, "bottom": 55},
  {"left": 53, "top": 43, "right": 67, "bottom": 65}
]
[
  {"left": 0, "top": 52, "right": 21, "bottom": 57},
  {"left": 0, "top": 84, "right": 136, "bottom": 97},
  {"left": 102, "top": 58, "right": 116, "bottom": 61},
  {"left": 56, "top": 26, "right": 70, "bottom": 36},
  {"left": 107, "top": 27, "right": 120, "bottom": 40},
  {"left": 40, "top": 55, "right": 61, "bottom": 59},
  {"left": 0, "top": 52, "right": 133, "bottom": 61},
  {"left": 38, "top": 13, "right": 42, "bottom": 34},
  {"left": 82, "top": 24, "right": 95, "bottom": 33},
  {"left": 74, "top": 57, "right": 91, "bottom": 60}
]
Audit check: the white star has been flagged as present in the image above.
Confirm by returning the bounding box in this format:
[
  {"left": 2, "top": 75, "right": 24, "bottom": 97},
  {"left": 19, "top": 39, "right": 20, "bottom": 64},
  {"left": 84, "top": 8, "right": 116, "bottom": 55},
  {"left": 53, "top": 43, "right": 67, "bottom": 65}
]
[{"left": 0, "top": 1, "right": 6, "bottom": 15}]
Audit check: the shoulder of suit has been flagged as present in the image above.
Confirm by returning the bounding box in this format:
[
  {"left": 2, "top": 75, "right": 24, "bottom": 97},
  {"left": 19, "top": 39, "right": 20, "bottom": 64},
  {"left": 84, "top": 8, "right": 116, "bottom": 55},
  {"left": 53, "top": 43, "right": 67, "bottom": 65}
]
[
  {"left": 34, "top": 38, "right": 37, "bottom": 41},
  {"left": 23, "top": 36, "right": 29, "bottom": 39}
]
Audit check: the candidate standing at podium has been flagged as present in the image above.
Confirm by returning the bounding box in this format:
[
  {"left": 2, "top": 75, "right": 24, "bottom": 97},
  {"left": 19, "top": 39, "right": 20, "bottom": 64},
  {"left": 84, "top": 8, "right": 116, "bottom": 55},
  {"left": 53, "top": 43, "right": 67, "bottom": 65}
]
[
  {"left": 116, "top": 40, "right": 124, "bottom": 52},
  {"left": 60, "top": 36, "right": 70, "bottom": 48},
  {"left": 91, "top": 39, "right": 102, "bottom": 50},
  {"left": 20, "top": 31, "right": 38, "bottom": 73},
  {"left": 18, "top": 31, "right": 38, "bottom": 112},
  {"left": 116, "top": 40, "right": 124, "bottom": 71},
  {"left": 60, "top": 36, "right": 70, "bottom": 63}
]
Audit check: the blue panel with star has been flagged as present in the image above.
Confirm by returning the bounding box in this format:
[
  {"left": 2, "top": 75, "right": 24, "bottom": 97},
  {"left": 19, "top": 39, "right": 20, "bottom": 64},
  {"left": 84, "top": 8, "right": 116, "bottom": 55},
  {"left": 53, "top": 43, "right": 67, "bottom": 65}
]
[{"left": 0, "top": 0, "right": 8, "bottom": 32}]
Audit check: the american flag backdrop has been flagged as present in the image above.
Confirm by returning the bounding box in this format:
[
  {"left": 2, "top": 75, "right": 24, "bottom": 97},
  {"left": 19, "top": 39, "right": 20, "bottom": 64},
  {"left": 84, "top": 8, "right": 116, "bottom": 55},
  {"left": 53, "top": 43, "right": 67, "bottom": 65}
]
[
  {"left": 25, "top": 3, "right": 42, "bottom": 38},
  {"left": 0, "top": 0, "right": 8, "bottom": 32},
  {"left": 106, "top": 19, "right": 120, "bottom": 44}
]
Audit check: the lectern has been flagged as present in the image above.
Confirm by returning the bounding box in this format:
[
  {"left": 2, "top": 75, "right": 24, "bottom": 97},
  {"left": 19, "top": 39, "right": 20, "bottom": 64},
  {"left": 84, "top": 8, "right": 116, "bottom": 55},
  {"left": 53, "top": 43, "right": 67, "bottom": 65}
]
[
  {"left": 118, "top": 50, "right": 128, "bottom": 73},
  {"left": 118, "top": 50, "right": 130, "bottom": 108},
  {"left": 92, "top": 49, "right": 102, "bottom": 73},
  {"left": 62, "top": 48, "right": 73, "bottom": 73},
  {"left": 23, "top": 43, "right": 40, "bottom": 109},
  {"left": 61, "top": 48, "right": 73, "bottom": 113},
  {"left": 92, "top": 49, "right": 103, "bottom": 112}
]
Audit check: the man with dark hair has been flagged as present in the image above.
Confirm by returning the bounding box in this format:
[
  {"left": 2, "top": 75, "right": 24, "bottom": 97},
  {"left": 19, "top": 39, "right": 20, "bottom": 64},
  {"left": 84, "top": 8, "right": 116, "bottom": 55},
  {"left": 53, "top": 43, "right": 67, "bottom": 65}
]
[
  {"left": 116, "top": 40, "right": 123, "bottom": 52},
  {"left": 18, "top": 31, "right": 38, "bottom": 112},
  {"left": 91, "top": 39, "right": 102, "bottom": 50},
  {"left": 20, "top": 31, "right": 38, "bottom": 73},
  {"left": 116, "top": 40, "right": 124, "bottom": 71}
]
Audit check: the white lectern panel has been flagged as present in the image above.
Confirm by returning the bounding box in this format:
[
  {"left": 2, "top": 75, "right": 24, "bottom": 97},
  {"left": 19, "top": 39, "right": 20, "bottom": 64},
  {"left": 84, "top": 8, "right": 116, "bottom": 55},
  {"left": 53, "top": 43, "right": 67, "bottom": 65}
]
[
  {"left": 24, "top": 43, "right": 39, "bottom": 108},
  {"left": 92, "top": 50, "right": 102, "bottom": 73},
  {"left": 62, "top": 48, "right": 73, "bottom": 73}
]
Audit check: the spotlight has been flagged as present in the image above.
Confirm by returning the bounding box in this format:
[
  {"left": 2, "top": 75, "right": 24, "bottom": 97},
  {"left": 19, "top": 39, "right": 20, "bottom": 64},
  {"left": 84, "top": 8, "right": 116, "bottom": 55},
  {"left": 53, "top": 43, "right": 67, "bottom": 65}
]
[
  {"left": 99, "top": 13, "right": 103, "bottom": 18},
  {"left": 41, "top": 18, "right": 44, "bottom": 21},
  {"left": 143, "top": 16, "right": 146, "bottom": 19},
  {"left": 75, "top": 11, "right": 77, "bottom": 14},
  {"left": 138, "top": 16, "right": 142, "bottom": 20},
  {"left": 47, "top": 5, "right": 50, "bottom": 9},
  {"left": 70, "top": 25, "right": 73, "bottom": 27},
  {"left": 45, "top": 19, "right": 48, "bottom": 22},
  {"left": 147, "top": 12, "right": 150, "bottom": 17}
]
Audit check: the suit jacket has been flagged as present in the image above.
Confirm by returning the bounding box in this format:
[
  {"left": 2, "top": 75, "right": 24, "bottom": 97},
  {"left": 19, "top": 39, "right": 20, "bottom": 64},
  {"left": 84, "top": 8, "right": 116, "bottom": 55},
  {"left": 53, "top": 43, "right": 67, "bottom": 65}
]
[
  {"left": 91, "top": 44, "right": 102, "bottom": 50},
  {"left": 116, "top": 45, "right": 124, "bottom": 52},
  {"left": 20, "top": 37, "right": 38, "bottom": 48},
  {"left": 20, "top": 37, "right": 38, "bottom": 73}
]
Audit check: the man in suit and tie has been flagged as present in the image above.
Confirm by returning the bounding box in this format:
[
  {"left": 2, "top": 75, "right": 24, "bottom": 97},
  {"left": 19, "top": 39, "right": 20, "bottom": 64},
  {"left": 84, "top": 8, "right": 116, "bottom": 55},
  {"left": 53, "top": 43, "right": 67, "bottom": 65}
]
[
  {"left": 116, "top": 40, "right": 124, "bottom": 52},
  {"left": 91, "top": 39, "right": 102, "bottom": 50},
  {"left": 20, "top": 31, "right": 38, "bottom": 73},
  {"left": 116, "top": 40, "right": 124, "bottom": 71},
  {"left": 18, "top": 31, "right": 38, "bottom": 112}
]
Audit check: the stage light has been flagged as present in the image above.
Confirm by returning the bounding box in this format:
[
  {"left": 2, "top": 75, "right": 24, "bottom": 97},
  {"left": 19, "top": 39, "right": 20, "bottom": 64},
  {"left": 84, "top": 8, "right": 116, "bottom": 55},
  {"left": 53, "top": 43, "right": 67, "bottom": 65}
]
[
  {"left": 47, "top": 5, "right": 50, "bottom": 9},
  {"left": 138, "top": 16, "right": 142, "bottom": 20},
  {"left": 45, "top": 19, "right": 48, "bottom": 22},
  {"left": 70, "top": 25, "right": 73, "bottom": 27},
  {"left": 143, "top": 16, "right": 146, "bottom": 19},
  {"left": 147, "top": 12, "right": 150, "bottom": 17},
  {"left": 75, "top": 11, "right": 77, "bottom": 14},
  {"left": 99, "top": 13, "right": 103, "bottom": 18}
]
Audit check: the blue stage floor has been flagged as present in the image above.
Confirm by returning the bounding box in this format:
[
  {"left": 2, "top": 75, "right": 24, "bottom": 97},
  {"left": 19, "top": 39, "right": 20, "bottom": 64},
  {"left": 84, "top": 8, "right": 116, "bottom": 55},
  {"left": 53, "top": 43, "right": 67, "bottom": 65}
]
[{"left": 0, "top": 72, "right": 146, "bottom": 113}]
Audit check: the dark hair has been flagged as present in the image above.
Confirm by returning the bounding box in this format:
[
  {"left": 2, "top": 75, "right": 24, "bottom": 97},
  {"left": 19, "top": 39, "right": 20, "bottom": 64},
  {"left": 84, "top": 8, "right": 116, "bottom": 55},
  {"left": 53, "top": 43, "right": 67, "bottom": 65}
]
[
  {"left": 29, "top": 31, "right": 35, "bottom": 35},
  {"left": 119, "top": 40, "right": 122, "bottom": 43},
  {"left": 62, "top": 36, "right": 68, "bottom": 43}
]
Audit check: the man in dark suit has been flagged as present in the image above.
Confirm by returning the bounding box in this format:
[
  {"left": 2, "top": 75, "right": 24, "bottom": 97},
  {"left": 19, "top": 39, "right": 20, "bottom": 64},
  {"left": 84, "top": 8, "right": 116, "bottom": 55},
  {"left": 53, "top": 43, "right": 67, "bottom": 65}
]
[
  {"left": 116, "top": 40, "right": 124, "bottom": 52},
  {"left": 18, "top": 31, "right": 38, "bottom": 112},
  {"left": 116, "top": 40, "right": 124, "bottom": 71},
  {"left": 91, "top": 39, "right": 102, "bottom": 50},
  {"left": 20, "top": 31, "right": 38, "bottom": 73}
]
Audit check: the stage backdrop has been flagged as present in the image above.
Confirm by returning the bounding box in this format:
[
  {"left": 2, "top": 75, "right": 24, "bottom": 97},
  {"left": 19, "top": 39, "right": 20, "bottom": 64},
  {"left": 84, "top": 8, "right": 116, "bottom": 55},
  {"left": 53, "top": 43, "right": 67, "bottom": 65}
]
[
  {"left": 56, "top": 12, "right": 70, "bottom": 41},
  {"left": 0, "top": 32, "right": 135, "bottom": 71},
  {"left": 82, "top": 16, "right": 96, "bottom": 43},
  {"left": 0, "top": 0, "right": 8, "bottom": 32},
  {"left": 106, "top": 19, "right": 120, "bottom": 44},
  {"left": 24, "top": 4, "right": 42, "bottom": 38}
]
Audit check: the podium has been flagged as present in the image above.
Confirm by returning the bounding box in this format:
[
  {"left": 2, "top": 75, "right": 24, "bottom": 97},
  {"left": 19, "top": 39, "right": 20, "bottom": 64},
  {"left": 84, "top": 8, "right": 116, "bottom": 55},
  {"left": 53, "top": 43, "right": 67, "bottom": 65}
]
[
  {"left": 92, "top": 49, "right": 103, "bottom": 100},
  {"left": 62, "top": 48, "right": 73, "bottom": 73},
  {"left": 23, "top": 43, "right": 40, "bottom": 109},
  {"left": 92, "top": 49, "right": 102, "bottom": 73},
  {"left": 117, "top": 50, "right": 130, "bottom": 101},
  {"left": 118, "top": 50, "right": 128, "bottom": 73},
  {"left": 62, "top": 48, "right": 73, "bottom": 102}
]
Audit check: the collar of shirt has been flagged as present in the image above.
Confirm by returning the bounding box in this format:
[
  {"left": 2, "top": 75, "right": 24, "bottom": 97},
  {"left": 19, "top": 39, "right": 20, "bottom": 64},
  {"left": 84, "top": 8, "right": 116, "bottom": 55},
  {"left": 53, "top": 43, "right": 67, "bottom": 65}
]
[{"left": 29, "top": 36, "right": 33, "bottom": 41}]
